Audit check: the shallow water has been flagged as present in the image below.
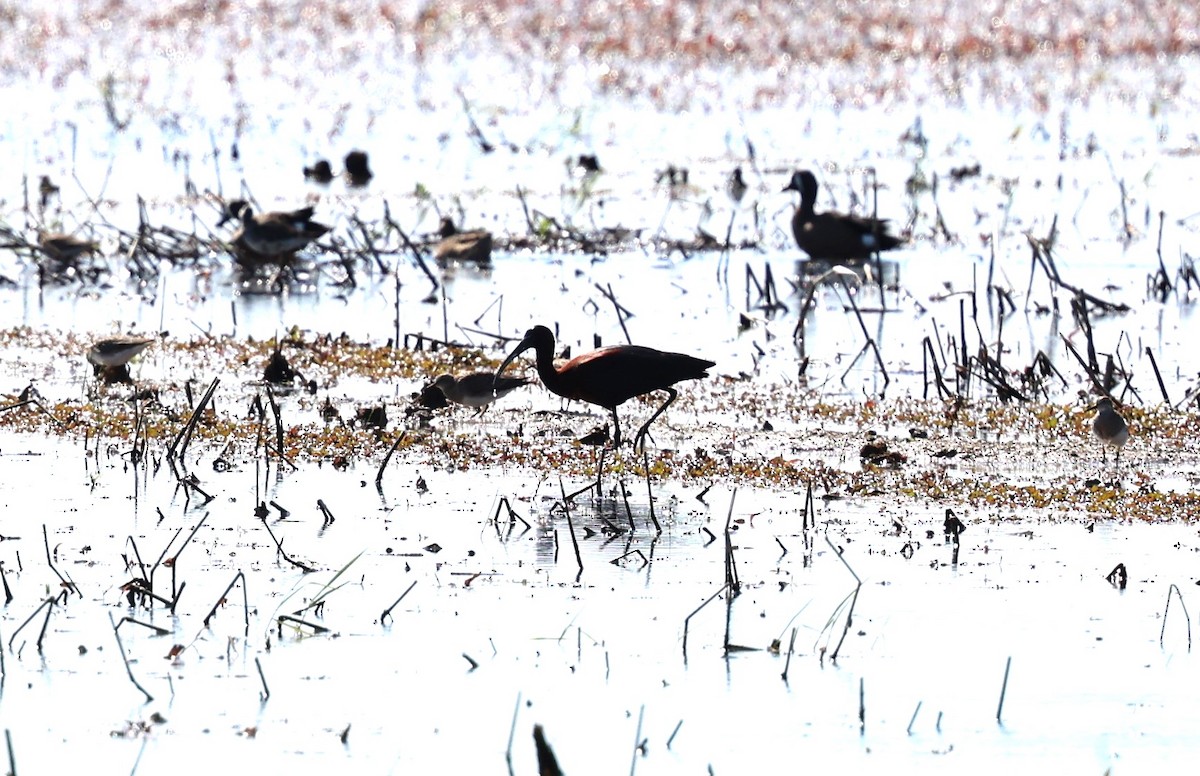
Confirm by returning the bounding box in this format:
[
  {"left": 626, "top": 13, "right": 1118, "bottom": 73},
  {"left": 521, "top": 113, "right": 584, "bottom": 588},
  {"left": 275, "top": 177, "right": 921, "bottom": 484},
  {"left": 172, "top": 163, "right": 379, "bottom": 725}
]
[{"left": 3, "top": 1, "right": 1200, "bottom": 773}]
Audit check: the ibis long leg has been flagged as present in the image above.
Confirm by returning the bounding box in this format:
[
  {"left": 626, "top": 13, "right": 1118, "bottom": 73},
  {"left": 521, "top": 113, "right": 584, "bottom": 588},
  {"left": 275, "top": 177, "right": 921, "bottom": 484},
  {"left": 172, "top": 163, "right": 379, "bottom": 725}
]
[{"left": 632, "top": 388, "right": 678, "bottom": 451}]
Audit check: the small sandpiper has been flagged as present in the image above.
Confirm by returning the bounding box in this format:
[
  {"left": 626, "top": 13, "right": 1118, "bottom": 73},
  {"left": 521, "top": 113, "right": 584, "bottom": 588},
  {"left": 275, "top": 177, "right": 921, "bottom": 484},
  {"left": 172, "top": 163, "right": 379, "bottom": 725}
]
[
  {"left": 87, "top": 335, "right": 155, "bottom": 384},
  {"left": 431, "top": 372, "right": 530, "bottom": 415},
  {"left": 1090, "top": 396, "right": 1130, "bottom": 466}
]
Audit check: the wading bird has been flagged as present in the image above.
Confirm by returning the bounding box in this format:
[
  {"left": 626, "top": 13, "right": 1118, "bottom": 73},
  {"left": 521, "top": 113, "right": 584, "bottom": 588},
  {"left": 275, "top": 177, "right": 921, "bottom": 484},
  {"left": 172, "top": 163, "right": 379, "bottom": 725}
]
[
  {"left": 87, "top": 335, "right": 156, "bottom": 383},
  {"left": 1090, "top": 396, "right": 1129, "bottom": 466},
  {"left": 39, "top": 233, "right": 98, "bottom": 264},
  {"left": 431, "top": 372, "right": 530, "bottom": 415},
  {"left": 782, "top": 169, "right": 903, "bottom": 261},
  {"left": 495, "top": 325, "right": 714, "bottom": 448}
]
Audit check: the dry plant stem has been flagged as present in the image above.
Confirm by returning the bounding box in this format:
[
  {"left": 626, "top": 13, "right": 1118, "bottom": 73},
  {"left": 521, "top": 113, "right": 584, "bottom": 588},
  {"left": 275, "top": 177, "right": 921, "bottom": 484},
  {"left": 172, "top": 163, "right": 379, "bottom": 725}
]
[
  {"left": 381, "top": 580, "right": 418, "bottom": 623},
  {"left": 826, "top": 532, "right": 863, "bottom": 662},
  {"left": 42, "top": 524, "right": 78, "bottom": 598},
  {"left": 1160, "top": 583, "right": 1192, "bottom": 651},
  {"left": 533, "top": 724, "right": 565, "bottom": 776},
  {"left": 996, "top": 656, "right": 1013, "bottom": 724},
  {"left": 859, "top": 677, "right": 866, "bottom": 734},
  {"left": 110, "top": 611, "right": 153, "bottom": 703},
  {"left": 462, "top": 653, "right": 479, "bottom": 671},
  {"left": 595, "top": 282, "right": 634, "bottom": 343},
  {"left": 682, "top": 582, "right": 729, "bottom": 661},
  {"left": 202, "top": 571, "right": 250, "bottom": 635},
  {"left": 7, "top": 597, "right": 55, "bottom": 652},
  {"left": 0, "top": 566, "right": 11, "bottom": 604},
  {"left": 504, "top": 692, "right": 522, "bottom": 775},
  {"left": 168, "top": 377, "right": 219, "bottom": 461},
  {"left": 630, "top": 704, "right": 645, "bottom": 776},
  {"left": 838, "top": 280, "right": 890, "bottom": 391},
  {"left": 375, "top": 431, "right": 408, "bottom": 486},
  {"left": 383, "top": 205, "right": 438, "bottom": 295},
  {"left": 907, "top": 701, "right": 923, "bottom": 735},
  {"left": 559, "top": 479, "right": 584, "bottom": 572},
  {"left": 666, "top": 719, "right": 683, "bottom": 750},
  {"left": 723, "top": 489, "right": 740, "bottom": 595},
  {"left": 780, "top": 627, "right": 798, "bottom": 682},
  {"left": 264, "top": 386, "right": 296, "bottom": 470},
  {"left": 277, "top": 614, "right": 329, "bottom": 634},
  {"left": 259, "top": 519, "right": 316, "bottom": 573},
  {"left": 256, "top": 656, "right": 269, "bottom": 702},
  {"left": 115, "top": 616, "right": 171, "bottom": 637},
  {"left": 4, "top": 729, "right": 12, "bottom": 776},
  {"left": 1145, "top": 347, "right": 1171, "bottom": 404}
]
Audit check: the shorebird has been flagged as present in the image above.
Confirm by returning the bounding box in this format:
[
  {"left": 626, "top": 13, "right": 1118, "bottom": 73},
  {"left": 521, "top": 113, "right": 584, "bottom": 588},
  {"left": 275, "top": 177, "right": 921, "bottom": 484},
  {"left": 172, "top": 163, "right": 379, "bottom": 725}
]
[
  {"left": 431, "top": 372, "right": 530, "bottom": 415},
  {"left": 495, "top": 325, "right": 714, "bottom": 449},
  {"left": 782, "top": 170, "right": 904, "bottom": 261},
  {"left": 434, "top": 217, "right": 492, "bottom": 265},
  {"left": 87, "top": 335, "right": 155, "bottom": 368},
  {"left": 230, "top": 204, "right": 330, "bottom": 258},
  {"left": 1090, "top": 397, "right": 1130, "bottom": 466}
]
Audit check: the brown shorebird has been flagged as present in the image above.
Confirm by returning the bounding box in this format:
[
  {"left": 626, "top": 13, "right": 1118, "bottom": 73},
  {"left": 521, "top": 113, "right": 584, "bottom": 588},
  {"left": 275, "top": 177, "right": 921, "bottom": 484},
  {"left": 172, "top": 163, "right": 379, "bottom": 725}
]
[
  {"left": 1090, "top": 397, "right": 1130, "bottom": 467},
  {"left": 39, "top": 233, "right": 98, "bottom": 263}
]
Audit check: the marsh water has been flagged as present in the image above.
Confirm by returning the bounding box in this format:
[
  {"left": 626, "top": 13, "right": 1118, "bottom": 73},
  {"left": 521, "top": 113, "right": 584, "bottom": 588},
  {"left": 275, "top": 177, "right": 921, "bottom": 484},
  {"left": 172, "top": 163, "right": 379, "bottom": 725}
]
[{"left": 3, "top": 2, "right": 1200, "bottom": 774}]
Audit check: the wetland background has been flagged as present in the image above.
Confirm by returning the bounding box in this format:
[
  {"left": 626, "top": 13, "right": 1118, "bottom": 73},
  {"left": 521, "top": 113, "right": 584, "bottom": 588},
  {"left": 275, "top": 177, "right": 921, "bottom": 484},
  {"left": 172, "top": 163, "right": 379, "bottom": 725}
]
[{"left": 1, "top": 1, "right": 1200, "bottom": 773}]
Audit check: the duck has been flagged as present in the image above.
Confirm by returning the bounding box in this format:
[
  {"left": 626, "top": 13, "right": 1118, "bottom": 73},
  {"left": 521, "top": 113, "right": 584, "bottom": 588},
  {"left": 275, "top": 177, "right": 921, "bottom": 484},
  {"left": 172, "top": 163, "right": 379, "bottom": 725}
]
[
  {"left": 434, "top": 217, "right": 493, "bottom": 265},
  {"left": 343, "top": 150, "right": 373, "bottom": 187},
  {"left": 782, "top": 170, "right": 904, "bottom": 261},
  {"left": 229, "top": 203, "right": 330, "bottom": 259},
  {"left": 38, "top": 232, "right": 98, "bottom": 264}
]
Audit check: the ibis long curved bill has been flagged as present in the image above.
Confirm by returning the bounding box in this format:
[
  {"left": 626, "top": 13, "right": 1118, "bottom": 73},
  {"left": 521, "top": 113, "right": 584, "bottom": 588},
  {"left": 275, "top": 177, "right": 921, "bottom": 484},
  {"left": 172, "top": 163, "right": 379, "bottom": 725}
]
[{"left": 494, "top": 325, "right": 714, "bottom": 448}]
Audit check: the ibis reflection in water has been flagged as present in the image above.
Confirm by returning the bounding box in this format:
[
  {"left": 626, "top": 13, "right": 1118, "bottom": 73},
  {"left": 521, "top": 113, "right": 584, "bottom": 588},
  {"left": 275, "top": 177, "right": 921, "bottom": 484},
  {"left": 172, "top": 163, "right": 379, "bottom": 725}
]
[{"left": 495, "top": 325, "right": 714, "bottom": 448}]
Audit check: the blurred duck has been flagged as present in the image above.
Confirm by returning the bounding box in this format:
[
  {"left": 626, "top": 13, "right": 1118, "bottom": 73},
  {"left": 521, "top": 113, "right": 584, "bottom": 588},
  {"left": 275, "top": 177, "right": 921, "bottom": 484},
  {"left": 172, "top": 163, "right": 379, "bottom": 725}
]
[
  {"left": 434, "top": 217, "right": 493, "bottom": 265},
  {"left": 229, "top": 203, "right": 330, "bottom": 258},
  {"left": 344, "top": 150, "right": 373, "bottom": 187},
  {"left": 303, "top": 159, "right": 334, "bottom": 184},
  {"left": 39, "top": 232, "right": 98, "bottom": 263},
  {"left": 782, "top": 170, "right": 904, "bottom": 261}
]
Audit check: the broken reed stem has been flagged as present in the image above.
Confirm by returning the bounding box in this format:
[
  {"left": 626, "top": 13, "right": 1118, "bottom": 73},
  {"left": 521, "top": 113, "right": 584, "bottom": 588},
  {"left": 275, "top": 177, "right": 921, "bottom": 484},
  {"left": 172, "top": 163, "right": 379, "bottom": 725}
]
[
  {"left": 8, "top": 597, "right": 55, "bottom": 653},
  {"left": 375, "top": 429, "right": 406, "bottom": 487},
  {"left": 114, "top": 616, "right": 171, "bottom": 637},
  {"left": 907, "top": 701, "right": 922, "bottom": 735},
  {"left": 996, "top": 656, "right": 1012, "bottom": 724},
  {"left": 781, "top": 626, "right": 798, "bottom": 682},
  {"left": 723, "top": 489, "right": 740, "bottom": 594},
  {"left": 1145, "top": 347, "right": 1171, "bottom": 405},
  {"left": 629, "top": 704, "right": 645, "bottom": 776},
  {"left": 682, "top": 582, "right": 729, "bottom": 661},
  {"left": 621, "top": 480, "right": 634, "bottom": 532},
  {"left": 826, "top": 532, "right": 863, "bottom": 662},
  {"left": 256, "top": 656, "right": 269, "bottom": 702},
  {"left": 1160, "top": 583, "right": 1192, "bottom": 651},
  {"left": 3, "top": 729, "right": 13, "bottom": 776},
  {"left": 258, "top": 518, "right": 316, "bottom": 573},
  {"left": 110, "top": 611, "right": 153, "bottom": 703},
  {"left": 202, "top": 571, "right": 249, "bottom": 635},
  {"left": 559, "top": 478, "right": 584, "bottom": 571},
  {"left": 381, "top": 580, "right": 418, "bottom": 623},
  {"left": 505, "top": 692, "right": 522, "bottom": 771},
  {"left": 42, "top": 523, "right": 79, "bottom": 598},
  {"left": 666, "top": 719, "right": 683, "bottom": 750},
  {"left": 859, "top": 676, "right": 866, "bottom": 734},
  {"left": 168, "top": 377, "right": 219, "bottom": 461}
]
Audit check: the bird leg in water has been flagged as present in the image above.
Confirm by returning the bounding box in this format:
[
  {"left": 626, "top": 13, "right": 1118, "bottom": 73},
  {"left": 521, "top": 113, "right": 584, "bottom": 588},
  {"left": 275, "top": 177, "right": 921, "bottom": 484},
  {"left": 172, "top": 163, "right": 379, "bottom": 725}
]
[{"left": 632, "top": 388, "right": 678, "bottom": 451}]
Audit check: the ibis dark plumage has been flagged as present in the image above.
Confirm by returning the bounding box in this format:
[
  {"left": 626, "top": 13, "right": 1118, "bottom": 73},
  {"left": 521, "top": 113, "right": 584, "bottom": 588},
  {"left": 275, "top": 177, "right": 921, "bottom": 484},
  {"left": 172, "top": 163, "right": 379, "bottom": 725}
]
[
  {"left": 782, "top": 169, "right": 904, "bottom": 261},
  {"left": 495, "top": 325, "right": 714, "bottom": 448}
]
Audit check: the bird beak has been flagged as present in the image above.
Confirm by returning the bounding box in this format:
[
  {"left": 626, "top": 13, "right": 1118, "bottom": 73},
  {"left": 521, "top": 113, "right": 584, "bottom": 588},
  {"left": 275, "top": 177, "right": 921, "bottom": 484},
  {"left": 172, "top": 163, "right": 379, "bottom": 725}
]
[{"left": 494, "top": 333, "right": 536, "bottom": 392}]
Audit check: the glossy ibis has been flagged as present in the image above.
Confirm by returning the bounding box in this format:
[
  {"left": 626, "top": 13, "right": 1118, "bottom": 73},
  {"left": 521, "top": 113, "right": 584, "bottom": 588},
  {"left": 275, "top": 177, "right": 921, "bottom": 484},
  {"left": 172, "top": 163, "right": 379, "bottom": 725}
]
[
  {"left": 782, "top": 170, "right": 903, "bottom": 261},
  {"left": 495, "top": 325, "right": 714, "bottom": 448},
  {"left": 1089, "top": 397, "right": 1129, "bottom": 466},
  {"left": 432, "top": 372, "right": 529, "bottom": 415}
]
